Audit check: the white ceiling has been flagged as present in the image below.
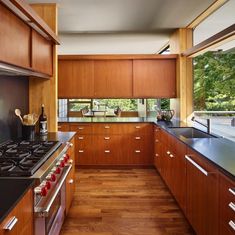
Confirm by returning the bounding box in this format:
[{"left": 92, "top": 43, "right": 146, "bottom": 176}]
[{"left": 27, "top": 0, "right": 214, "bottom": 54}]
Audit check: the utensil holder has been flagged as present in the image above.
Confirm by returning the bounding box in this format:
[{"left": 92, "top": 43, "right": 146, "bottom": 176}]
[{"left": 22, "top": 125, "right": 35, "bottom": 140}]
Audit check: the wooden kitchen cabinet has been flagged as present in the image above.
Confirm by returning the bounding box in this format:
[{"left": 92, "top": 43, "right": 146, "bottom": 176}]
[
  {"left": 0, "top": 3, "right": 31, "bottom": 69},
  {"left": 133, "top": 59, "right": 176, "bottom": 98},
  {"left": 0, "top": 189, "right": 33, "bottom": 235},
  {"left": 58, "top": 60, "right": 94, "bottom": 98},
  {"left": 31, "top": 30, "right": 53, "bottom": 76},
  {"left": 58, "top": 123, "right": 70, "bottom": 132},
  {"left": 94, "top": 60, "right": 133, "bottom": 98},
  {"left": 186, "top": 148, "right": 219, "bottom": 235},
  {"left": 219, "top": 173, "right": 235, "bottom": 235}
]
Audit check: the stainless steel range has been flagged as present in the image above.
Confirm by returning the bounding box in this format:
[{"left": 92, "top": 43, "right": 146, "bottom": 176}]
[{"left": 0, "top": 139, "right": 74, "bottom": 235}]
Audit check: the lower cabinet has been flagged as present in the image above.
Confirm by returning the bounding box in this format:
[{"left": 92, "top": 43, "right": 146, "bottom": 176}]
[
  {"left": 219, "top": 173, "right": 235, "bottom": 234},
  {"left": 185, "top": 148, "right": 219, "bottom": 235},
  {"left": 0, "top": 189, "right": 33, "bottom": 235},
  {"left": 66, "top": 123, "right": 153, "bottom": 165},
  {"left": 65, "top": 136, "right": 75, "bottom": 214}
]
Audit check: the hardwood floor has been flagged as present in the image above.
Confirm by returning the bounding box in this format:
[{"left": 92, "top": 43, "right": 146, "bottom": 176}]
[{"left": 60, "top": 168, "right": 195, "bottom": 235}]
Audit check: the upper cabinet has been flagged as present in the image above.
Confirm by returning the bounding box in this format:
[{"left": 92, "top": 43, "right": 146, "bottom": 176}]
[
  {"left": 31, "top": 30, "right": 53, "bottom": 76},
  {"left": 94, "top": 60, "right": 133, "bottom": 98},
  {"left": 133, "top": 59, "right": 176, "bottom": 98},
  {"left": 58, "top": 60, "right": 94, "bottom": 98},
  {"left": 0, "top": 3, "right": 31, "bottom": 69},
  {"left": 0, "top": 1, "right": 60, "bottom": 78},
  {"left": 58, "top": 55, "right": 177, "bottom": 98}
]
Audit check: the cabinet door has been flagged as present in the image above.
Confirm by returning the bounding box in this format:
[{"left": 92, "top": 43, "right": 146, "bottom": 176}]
[
  {"left": 94, "top": 60, "right": 133, "bottom": 98},
  {"left": 65, "top": 167, "right": 75, "bottom": 215},
  {"left": 186, "top": 149, "right": 219, "bottom": 235},
  {"left": 0, "top": 4, "right": 31, "bottom": 68},
  {"left": 58, "top": 123, "right": 70, "bottom": 132},
  {"left": 72, "top": 60, "right": 94, "bottom": 98},
  {"left": 58, "top": 60, "right": 73, "bottom": 98},
  {"left": 154, "top": 127, "right": 162, "bottom": 172},
  {"left": 31, "top": 30, "right": 53, "bottom": 75},
  {"left": 133, "top": 59, "right": 176, "bottom": 98}
]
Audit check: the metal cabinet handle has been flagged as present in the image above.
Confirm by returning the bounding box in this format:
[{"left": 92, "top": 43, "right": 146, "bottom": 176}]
[
  {"left": 135, "top": 150, "right": 141, "bottom": 153},
  {"left": 58, "top": 126, "right": 61, "bottom": 129},
  {"left": 229, "top": 188, "right": 235, "bottom": 196},
  {"left": 155, "top": 139, "right": 159, "bottom": 143},
  {"left": 166, "top": 151, "right": 171, "bottom": 155},
  {"left": 105, "top": 150, "right": 110, "bottom": 153},
  {"left": 229, "top": 220, "right": 235, "bottom": 231},
  {"left": 135, "top": 126, "right": 141, "bottom": 129},
  {"left": 69, "top": 179, "right": 74, "bottom": 184},
  {"left": 229, "top": 202, "right": 235, "bottom": 212},
  {"left": 104, "top": 137, "right": 110, "bottom": 140},
  {"left": 79, "top": 150, "right": 84, "bottom": 153},
  {"left": 169, "top": 154, "right": 174, "bottom": 158},
  {"left": 4, "top": 216, "right": 18, "bottom": 230},
  {"left": 78, "top": 127, "right": 84, "bottom": 130},
  {"left": 78, "top": 136, "right": 84, "bottom": 140},
  {"left": 104, "top": 126, "right": 110, "bottom": 129},
  {"left": 155, "top": 154, "right": 159, "bottom": 157},
  {"left": 135, "top": 137, "right": 141, "bottom": 140},
  {"left": 185, "top": 155, "right": 208, "bottom": 176}
]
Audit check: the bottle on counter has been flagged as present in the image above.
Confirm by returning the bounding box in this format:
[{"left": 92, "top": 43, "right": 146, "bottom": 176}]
[{"left": 39, "top": 104, "right": 48, "bottom": 135}]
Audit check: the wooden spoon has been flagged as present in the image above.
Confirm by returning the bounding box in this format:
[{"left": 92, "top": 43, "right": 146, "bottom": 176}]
[{"left": 15, "top": 109, "right": 24, "bottom": 124}]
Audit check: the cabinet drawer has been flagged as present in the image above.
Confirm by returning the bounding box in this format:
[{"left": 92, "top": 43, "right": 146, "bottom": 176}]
[
  {"left": 70, "top": 124, "right": 92, "bottom": 134},
  {"left": 219, "top": 173, "right": 235, "bottom": 233},
  {"left": 124, "top": 123, "right": 153, "bottom": 135},
  {"left": 93, "top": 124, "right": 122, "bottom": 134},
  {"left": 154, "top": 126, "right": 162, "bottom": 142},
  {"left": 58, "top": 123, "right": 70, "bottom": 132}
]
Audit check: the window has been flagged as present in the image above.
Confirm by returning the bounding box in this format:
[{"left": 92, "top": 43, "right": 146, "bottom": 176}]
[{"left": 147, "top": 99, "right": 170, "bottom": 117}]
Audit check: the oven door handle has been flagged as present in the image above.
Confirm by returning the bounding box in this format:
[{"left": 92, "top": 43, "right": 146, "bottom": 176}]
[{"left": 35, "top": 164, "right": 72, "bottom": 217}]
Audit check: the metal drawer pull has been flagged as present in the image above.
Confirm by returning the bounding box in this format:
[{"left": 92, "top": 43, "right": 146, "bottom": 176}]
[
  {"left": 104, "top": 126, "right": 110, "bottom": 129},
  {"left": 79, "top": 150, "right": 84, "bottom": 153},
  {"left": 166, "top": 151, "right": 170, "bottom": 155},
  {"left": 229, "top": 220, "right": 235, "bottom": 231},
  {"left": 229, "top": 188, "right": 235, "bottom": 196},
  {"left": 185, "top": 155, "right": 208, "bottom": 176},
  {"left": 69, "top": 179, "right": 74, "bottom": 184},
  {"left": 135, "top": 137, "right": 141, "bottom": 140},
  {"left": 135, "top": 126, "right": 141, "bottom": 129},
  {"left": 78, "top": 137, "right": 84, "bottom": 140},
  {"left": 155, "top": 139, "right": 159, "bottom": 143},
  {"left": 169, "top": 154, "right": 174, "bottom": 158},
  {"left": 155, "top": 154, "right": 159, "bottom": 157},
  {"left": 229, "top": 202, "right": 235, "bottom": 212},
  {"left": 58, "top": 126, "right": 61, "bottom": 129},
  {"left": 105, "top": 150, "right": 110, "bottom": 153},
  {"left": 135, "top": 150, "right": 141, "bottom": 153},
  {"left": 4, "top": 216, "right": 18, "bottom": 230},
  {"left": 104, "top": 137, "right": 110, "bottom": 140},
  {"left": 78, "top": 127, "right": 84, "bottom": 130}
]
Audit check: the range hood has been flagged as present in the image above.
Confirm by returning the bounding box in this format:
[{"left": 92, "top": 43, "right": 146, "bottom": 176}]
[{"left": 0, "top": 62, "right": 50, "bottom": 79}]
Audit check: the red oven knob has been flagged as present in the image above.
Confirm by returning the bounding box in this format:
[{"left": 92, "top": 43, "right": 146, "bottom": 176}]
[
  {"left": 46, "top": 181, "right": 51, "bottom": 190},
  {"left": 50, "top": 173, "right": 56, "bottom": 182},
  {"left": 41, "top": 186, "right": 47, "bottom": 197},
  {"left": 55, "top": 167, "right": 61, "bottom": 174},
  {"left": 60, "top": 160, "right": 65, "bottom": 168}
]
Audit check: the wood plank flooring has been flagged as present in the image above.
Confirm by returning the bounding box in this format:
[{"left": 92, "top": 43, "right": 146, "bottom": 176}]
[{"left": 60, "top": 168, "right": 195, "bottom": 235}]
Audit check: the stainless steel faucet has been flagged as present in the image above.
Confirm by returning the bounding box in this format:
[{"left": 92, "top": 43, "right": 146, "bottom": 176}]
[{"left": 191, "top": 116, "right": 211, "bottom": 134}]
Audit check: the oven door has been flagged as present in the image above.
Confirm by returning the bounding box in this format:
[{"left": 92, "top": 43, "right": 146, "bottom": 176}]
[{"left": 34, "top": 164, "right": 72, "bottom": 235}]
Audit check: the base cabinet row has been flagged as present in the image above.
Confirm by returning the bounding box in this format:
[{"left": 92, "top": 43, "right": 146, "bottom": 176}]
[{"left": 154, "top": 126, "right": 234, "bottom": 235}]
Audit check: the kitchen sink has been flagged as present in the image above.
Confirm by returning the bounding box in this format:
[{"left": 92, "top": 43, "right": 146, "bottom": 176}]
[{"left": 169, "top": 127, "right": 217, "bottom": 139}]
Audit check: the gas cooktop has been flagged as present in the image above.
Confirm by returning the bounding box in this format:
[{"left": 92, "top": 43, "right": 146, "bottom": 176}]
[{"left": 0, "top": 140, "right": 61, "bottom": 177}]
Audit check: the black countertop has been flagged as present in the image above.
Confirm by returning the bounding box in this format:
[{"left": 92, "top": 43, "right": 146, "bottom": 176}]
[
  {"left": 0, "top": 132, "right": 76, "bottom": 223},
  {"left": 0, "top": 179, "right": 34, "bottom": 223},
  {"left": 58, "top": 117, "right": 235, "bottom": 178}
]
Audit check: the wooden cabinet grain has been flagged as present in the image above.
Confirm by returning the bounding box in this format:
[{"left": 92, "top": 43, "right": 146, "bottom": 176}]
[
  {"left": 0, "top": 4, "right": 31, "bottom": 69},
  {"left": 31, "top": 30, "right": 53, "bottom": 75},
  {"left": 94, "top": 60, "right": 133, "bottom": 98},
  {"left": 58, "top": 123, "right": 70, "bottom": 132},
  {"left": 133, "top": 59, "right": 176, "bottom": 98},
  {"left": 186, "top": 148, "right": 219, "bottom": 235},
  {"left": 0, "top": 189, "right": 33, "bottom": 235}
]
